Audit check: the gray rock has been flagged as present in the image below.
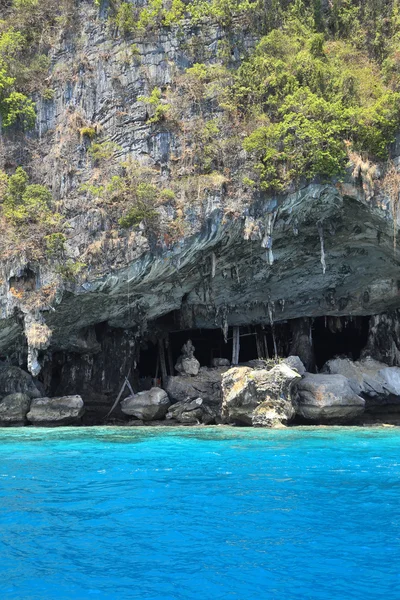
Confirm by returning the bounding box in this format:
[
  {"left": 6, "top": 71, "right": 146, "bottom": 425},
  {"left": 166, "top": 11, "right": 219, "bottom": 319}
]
[
  {"left": 175, "top": 339, "right": 200, "bottom": 376},
  {"left": 27, "top": 395, "right": 85, "bottom": 426},
  {"left": 323, "top": 357, "right": 400, "bottom": 413},
  {"left": 121, "top": 387, "right": 170, "bottom": 421},
  {"left": 0, "top": 393, "right": 31, "bottom": 426},
  {"left": 166, "top": 398, "right": 204, "bottom": 424},
  {"left": 296, "top": 374, "right": 365, "bottom": 423},
  {"left": 175, "top": 356, "right": 200, "bottom": 376},
  {"left": 283, "top": 356, "right": 306, "bottom": 376},
  {"left": 221, "top": 364, "right": 301, "bottom": 427},
  {"left": 166, "top": 367, "right": 226, "bottom": 407},
  {"left": 211, "top": 358, "right": 230, "bottom": 367},
  {"left": 0, "top": 364, "right": 41, "bottom": 399}
]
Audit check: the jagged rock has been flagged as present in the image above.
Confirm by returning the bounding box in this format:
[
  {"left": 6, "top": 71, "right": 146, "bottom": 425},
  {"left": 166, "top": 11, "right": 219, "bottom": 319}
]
[
  {"left": 221, "top": 364, "right": 301, "bottom": 427},
  {"left": 120, "top": 388, "right": 170, "bottom": 421},
  {"left": 166, "top": 398, "right": 204, "bottom": 424},
  {"left": 0, "top": 364, "right": 41, "bottom": 399},
  {"left": 296, "top": 374, "right": 365, "bottom": 423},
  {"left": 166, "top": 367, "right": 227, "bottom": 410},
  {"left": 211, "top": 358, "right": 230, "bottom": 367},
  {"left": 0, "top": 393, "right": 31, "bottom": 426},
  {"left": 175, "top": 340, "right": 200, "bottom": 376},
  {"left": 323, "top": 357, "right": 400, "bottom": 414},
  {"left": 27, "top": 395, "right": 85, "bottom": 426}
]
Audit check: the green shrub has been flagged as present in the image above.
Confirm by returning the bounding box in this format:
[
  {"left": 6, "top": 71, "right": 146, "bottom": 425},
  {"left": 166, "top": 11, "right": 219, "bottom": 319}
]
[
  {"left": 234, "top": 8, "right": 400, "bottom": 190},
  {"left": 3, "top": 167, "right": 58, "bottom": 225},
  {"left": 45, "top": 232, "right": 66, "bottom": 257},
  {"left": 138, "top": 87, "right": 171, "bottom": 123},
  {"left": 88, "top": 140, "right": 120, "bottom": 162},
  {"left": 79, "top": 125, "right": 97, "bottom": 140},
  {"left": 56, "top": 260, "right": 86, "bottom": 282}
]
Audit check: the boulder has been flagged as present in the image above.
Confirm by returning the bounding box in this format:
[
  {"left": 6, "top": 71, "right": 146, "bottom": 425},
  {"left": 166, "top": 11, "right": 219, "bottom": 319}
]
[
  {"left": 166, "top": 398, "right": 204, "bottom": 424},
  {"left": 166, "top": 367, "right": 226, "bottom": 408},
  {"left": 120, "top": 387, "right": 170, "bottom": 421},
  {"left": 221, "top": 363, "right": 301, "bottom": 427},
  {"left": 296, "top": 374, "right": 365, "bottom": 423},
  {"left": 211, "top": 358, "right": 230, "bottom": 367},
  {"left": 0, "top": 364, "right": 41, "bottom": 399},
  {"left": 283, "top": 356, "right": 306, "bottom": 376},
  {"left": 0, "top": 393, "right": 31, "bottom": 426},
  {"left": 27, "top": 395, "right": 85, "bottom": 426},
  {"left": 323, "top": 357, "right": 400, "bottom": 415},
  {"left": 166, "top": 397, "right": 217, "bottom": 424}
]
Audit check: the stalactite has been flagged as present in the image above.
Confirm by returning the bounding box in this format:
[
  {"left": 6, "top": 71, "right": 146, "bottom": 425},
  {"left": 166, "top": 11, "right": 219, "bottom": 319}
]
[
  {"left": 211, "top": 252, "right": 216, "bottom": 279},
  {"left": 317, "top": 222, "right": 326, "bottom": 275},
  {"left": 268, "top": 303, "right": 278, "bottom": 359},
  {"left": 262, "top": 212, "right": 277, "bottom": 266}
]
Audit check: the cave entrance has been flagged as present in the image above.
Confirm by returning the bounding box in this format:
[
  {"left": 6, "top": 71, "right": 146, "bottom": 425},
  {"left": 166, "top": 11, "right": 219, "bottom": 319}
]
[
  {"left": 312, "top": 316, "right": 370, "bottom": 370},
  {"left": 137, "top": 322, "right": 292, "bottom": 383}
]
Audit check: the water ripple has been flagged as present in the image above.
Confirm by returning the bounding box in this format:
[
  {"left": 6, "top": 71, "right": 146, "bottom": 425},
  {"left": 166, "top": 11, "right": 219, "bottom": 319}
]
[{"left": 0, "top": 426, "right": 399, "bottom": 599}]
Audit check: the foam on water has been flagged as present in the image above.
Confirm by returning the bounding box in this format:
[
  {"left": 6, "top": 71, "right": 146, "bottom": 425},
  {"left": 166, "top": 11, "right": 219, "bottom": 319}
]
[{"left": 0, "top": 426, "right": 400, "bottom": 599}]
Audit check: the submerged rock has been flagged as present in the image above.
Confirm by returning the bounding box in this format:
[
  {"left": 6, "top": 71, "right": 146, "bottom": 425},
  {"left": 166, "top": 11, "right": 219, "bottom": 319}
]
[
  {"left": 0, "top": 393, "right": 31, "bottom": 426},
  {"left": 27, "top": 395, "right": 85, "bottom": 426},
  {"left": 121, "top": 388, "right": 170, "bottom": 421},
  {"left": 221, "top": 363, "right": 301, "bottom": 427},
  {"left": 296, "top": 374, "right": 365, "bottom": 423}
]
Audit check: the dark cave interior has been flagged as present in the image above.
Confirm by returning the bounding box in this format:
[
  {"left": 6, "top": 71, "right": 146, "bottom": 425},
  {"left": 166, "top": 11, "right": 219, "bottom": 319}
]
[
  {"left": 138, "top": 316, "right": 371, "bottom": 377},
  {"left": 38, "top": 314, "right": 372, "bottom": 402}
]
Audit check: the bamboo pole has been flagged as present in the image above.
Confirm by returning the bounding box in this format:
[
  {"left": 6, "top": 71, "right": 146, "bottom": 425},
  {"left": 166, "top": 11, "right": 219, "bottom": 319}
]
[
  {"left": 232, "top": 326, "right": 240, "bottom": 365},
  {"left": 158, "top": 338, "right": 168, "bottom": 385}
]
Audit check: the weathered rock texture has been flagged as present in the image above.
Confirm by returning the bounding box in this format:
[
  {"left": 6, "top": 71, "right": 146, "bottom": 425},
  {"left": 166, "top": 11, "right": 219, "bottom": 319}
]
[
  {"left": 0, "top": 1, "right": 398, "bottom": 424},
  {"left": 0, "top": 393, "right": 31, "bottom": 426},
  {"left": 121, "top": 388, "right": 170, "bottom": 421},
  {"left": 27, "top": 395, "right": 85, "bottom": 426},
  {"left": 166, "top": 397, "right": 215, "bottom": 424},
  {"left": 175, "top": 340, "right": 200, "bottom": 376},
  {"left": 323, "top": 357, "right": 400, "bottom": 415},
  {"left": 0, "top": 365, "right": 41, "bottom": 399},
  {"left": 166, "top": 365, "right": 226, "bottom": 400},
  {"left": 221, "top": 363, "right": 301, "bottom": 427},
  {"left": 296, "top": 374, "right": 365, "bottom": 423}
]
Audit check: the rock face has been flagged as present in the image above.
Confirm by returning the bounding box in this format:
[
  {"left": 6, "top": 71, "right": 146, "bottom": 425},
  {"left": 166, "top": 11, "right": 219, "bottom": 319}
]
[
  {"left": 296, "top": 374, "right": 365, "bottom": 423},
  {"left": 120, "top": 388, "right": 170, "bottom": 421},
  {"left": 175, "top": 340, "right": 200, "bottom": 376},
  {"left": 0, "top": 1, "right": 399, "bottom": 419},
  {"left": 221, "top": 363, "right": 301, "bottom": 427},
  {"left": 0, "top": 393, "right": 31, "bottom": 426},
  {"left": 323, "top": 357, "right": 400, "bottom": 415},
  {"left": 166, "top": 367, "right": 227, "bottom": 416},
  {"left": 27, "top": 395, "right": 85, "bottom": 426},
  {"left": 0, "top": 365, "right": 41, "bottom": 399}
]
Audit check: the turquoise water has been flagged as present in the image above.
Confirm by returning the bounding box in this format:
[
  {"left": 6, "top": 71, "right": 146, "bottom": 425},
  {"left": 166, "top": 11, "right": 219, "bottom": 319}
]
[{"left": 0, "top": 426, "right": 400, "bottom": 600}]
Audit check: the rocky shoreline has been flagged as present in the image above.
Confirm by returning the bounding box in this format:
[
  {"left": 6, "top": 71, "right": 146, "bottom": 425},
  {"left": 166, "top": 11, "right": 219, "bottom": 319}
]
[{"left": 2, "top": 344, "right": 400, "bottom": 429}]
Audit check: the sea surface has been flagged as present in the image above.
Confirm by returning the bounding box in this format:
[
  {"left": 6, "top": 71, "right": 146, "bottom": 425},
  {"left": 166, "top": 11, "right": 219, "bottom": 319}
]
[{"left": 0, "top": 426, "right": 399, "bottom": 599}]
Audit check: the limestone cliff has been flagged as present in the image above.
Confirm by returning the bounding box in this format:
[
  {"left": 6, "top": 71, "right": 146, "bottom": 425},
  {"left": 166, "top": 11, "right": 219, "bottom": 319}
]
[{"left": 0, "top": 0, "right": 399, "bottom": 410}]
